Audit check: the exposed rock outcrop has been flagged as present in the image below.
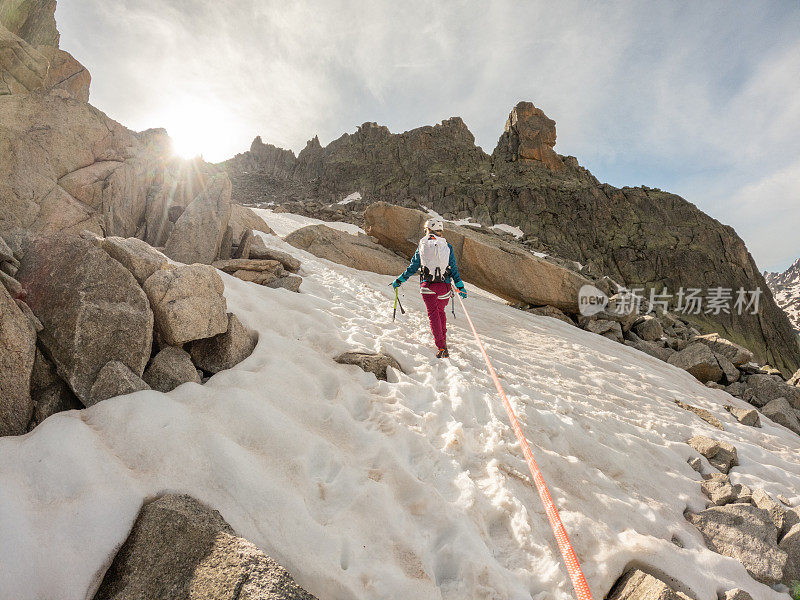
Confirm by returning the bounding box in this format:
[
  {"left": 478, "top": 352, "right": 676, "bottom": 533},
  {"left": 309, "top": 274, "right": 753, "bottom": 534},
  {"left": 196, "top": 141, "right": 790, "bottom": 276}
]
[
  {"left": 212, "top": 258, "right": 302, "bottom": 291},
  {"left": 761, "top": 397, "right": 800, "bottom": 435},
  {"left": 0, "top": 62, "right": 237, "bottom": 268},
  {"left": 101, "top": 236, "right": 171, "bottom": 285},
  {"left": 724, "top": 405, "right": 759, "bottom": 427},
  {"left": 188, "top": 313, "right": 256, "bottom": 374},
  {"left": 686, "top": 435, "right": 737, "bottom": 473},
  {"left": 334, "top": 351, "right": 402, "bottom": 381},
  {"left": 687, "top": 504, "right": 786, "bottom": 584},
  {"left": 248, "top": 237, "right": 301, "bottom": 272},
  {"left": 780, "top": 523, "right": 800, "bottom": 586},
  {"left": 743, "top": 373, "right": 800, "bottom": 408},
  {"left": 492, "top": 101, "right": 564, "bottom": 170},
  {"left": 143, "top": 346, "right": 201, "bottom": 393},
  {"left": 0, "top": 282, "right": 36, "bottom": 435},
  {"left": 0, "top": 0, "right": 60, "bottom": 48},
  {"left": 16, "top": 234, "right": 153, "bottom": 406},
  {"left": 163, "top": 174, "right": 233, "bottom": 265},
  {"left": 28, "top": 346, "right": 81, "bottom": 428},
  {"left": 285, "top": 223, "right": 407, "bottom": 276},
  {"left": 0, "top": 0, "right": 89, "bottom": 101},
  {"left": 691, "top": 333, "right": 753, "bottom": 367},
  {"left": 87, "top": 360, "right": 149, "bottom": 406},
  {"left": 667, "top": 343, "right": 724, "bottom": 384},
  {"left": 606, "top": 568, "right": 691, "bottom": 600},
  {"left": 93, "top": 494, "right": 317, "bottom": 600},
  {"left": 143, "top": 264, "right": 228, "bottom": 347},
  {"left": 228, "top": 203, "right": 273, "bottom": 240},
  {"left": 364, "top": 203, "right": 592, "bottom": 311}
]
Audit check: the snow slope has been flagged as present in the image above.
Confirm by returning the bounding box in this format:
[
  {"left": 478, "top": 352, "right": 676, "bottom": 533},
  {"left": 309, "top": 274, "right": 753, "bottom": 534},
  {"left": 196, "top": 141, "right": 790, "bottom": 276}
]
[
  {"left": 255, "top": 207, "right": 365, "bottom": 237},
  {"left": 1, "top": 214, "right": 799, "bottom": 600}
]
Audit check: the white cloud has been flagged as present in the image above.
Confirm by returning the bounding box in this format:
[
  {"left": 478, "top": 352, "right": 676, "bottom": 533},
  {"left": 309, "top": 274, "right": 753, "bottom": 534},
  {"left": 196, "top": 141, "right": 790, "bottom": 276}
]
[{"left": 723, "top": 158, "right": 800, "bottom": 273}]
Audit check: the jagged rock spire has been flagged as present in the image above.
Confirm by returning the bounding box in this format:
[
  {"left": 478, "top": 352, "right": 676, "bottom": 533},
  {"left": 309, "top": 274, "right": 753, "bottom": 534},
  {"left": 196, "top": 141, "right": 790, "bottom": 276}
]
[{"left": 493, "top": 101, "right": 564, "bottom": 171}]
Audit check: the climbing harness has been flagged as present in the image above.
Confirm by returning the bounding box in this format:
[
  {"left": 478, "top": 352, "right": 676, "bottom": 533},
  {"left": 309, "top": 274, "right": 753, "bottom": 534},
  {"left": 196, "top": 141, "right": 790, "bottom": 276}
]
[
  {"left": 454, "top": 293, "right": 594, "bottom": 600},
  {"left": 392, "top": 287, "right": 405, "bottom": 321}
]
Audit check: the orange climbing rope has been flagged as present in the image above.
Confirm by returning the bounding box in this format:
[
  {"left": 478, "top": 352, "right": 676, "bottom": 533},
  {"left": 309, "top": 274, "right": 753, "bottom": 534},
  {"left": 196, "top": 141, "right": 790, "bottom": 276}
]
[{"left": 455, "top": 292, "right": 594, "bottom": 600}]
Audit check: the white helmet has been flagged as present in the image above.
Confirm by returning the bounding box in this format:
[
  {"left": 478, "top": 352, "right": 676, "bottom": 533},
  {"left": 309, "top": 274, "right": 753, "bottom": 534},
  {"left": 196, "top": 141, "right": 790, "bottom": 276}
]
[{"left": 424, "top": 217, "right": 444, "bottom": 232}]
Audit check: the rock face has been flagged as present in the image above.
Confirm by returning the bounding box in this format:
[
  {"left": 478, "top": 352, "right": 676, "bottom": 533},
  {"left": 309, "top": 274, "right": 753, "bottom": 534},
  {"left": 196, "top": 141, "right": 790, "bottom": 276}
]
[
  {"left": 163, "top": 174, "right": 233, "bottom": 265},
  {"left": 16, "top": 234, "right": 153, "bottom": 405},
  {"left": 247, "top": 238, "right": 301, "bottom": 272},
  {"left": 525, "top": 305, "right": 574, "bottom": 325},
  {"left": 212, "top": 258, "right": 302, "bottom": 291},
  {"left": 606, "top": 568, "right": 691, "bottom": 600},
  {"left": 188, "top": 313, "right": 256, "bottom": 374},
  {"left": 334, "top": 351, "right": 402, "bottom": 381},
  {"left": 585, "top": 319, "right": 623, "bottom": 343},
  {"left": 285, "top": 224, "right": 408, "bottom": 276},
  {"left": 0, "top": 283, "right": 36, "bottom": 435},
  {"left": 631, "top": 315, "right": 663, "bottom": 342},
  {"left": 93, "top": 494, "right": 317, "bottom": 600},
  {"left": 700, "top": 473, "right": 740, "bottom": 505},
  {"left": 228, "top": 204, "right": 273, "bottom": 241},
  {"left": 143, "top": 347, "right": 201, "bottom": 393},
  {"left": 779, "top": 523, "right": 800, "bottom": 585},
  {"left": 686, "top": 435, "right": 738, "bottom": 473},
  {"left": 743, "top": 373, "right": 800, "bottom": 409},
  {"left": 222, "top": 103, "right": 800, "bottom": 377},
  {"left": 492, "top": 101, "right": 564, "bottom": 171},
  {"left": 691, "top": 333, "right": 753, "bottom": 367},
  {"left": 667, "top": 343, "right": 723, "bottom": 384},
  {"left": 0, "top": 0, "right": 60, "bottom": 48},
  {"left": 725, "top": 405, "right": 760, "bottom": 427},
  {"left": 0, "top": 0, "right": 89, "bottom": 101},
  {"left": 364, "top": 203, "right": 592, "bottom": 311},
  {"left": 101, "top": 236, "right": 170, "bottom": 285},
  {"left": 28, "top": 347, "right": 81, "bottom": 428},
  {"left": 143, "top": 265, "right": 228, "bottom": 347},
  {"left": 87, "top": 361, "right": 149, "bottom": 406},
  {"left": 625, "top": 339, "right": 674, "bottom": 362},
  {"left": 761, "top": 397, "right": 800, "bottom": 435},
  {"left": 0, "top": 40, "right": 235, "bottom": 269},
  {"left": 687, "top": 504, "right": 786, "bottom": 584}
]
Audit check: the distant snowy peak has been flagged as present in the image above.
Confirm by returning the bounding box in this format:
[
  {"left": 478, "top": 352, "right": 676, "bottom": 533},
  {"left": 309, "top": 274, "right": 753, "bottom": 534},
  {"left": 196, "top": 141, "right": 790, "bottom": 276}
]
[{"left": 765, "top": 257, "right": 800, "bottom": 331}]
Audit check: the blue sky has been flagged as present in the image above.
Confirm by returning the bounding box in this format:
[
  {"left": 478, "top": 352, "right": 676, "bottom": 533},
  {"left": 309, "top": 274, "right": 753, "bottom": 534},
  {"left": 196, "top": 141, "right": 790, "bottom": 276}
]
[{"left": 55, "top": 0, "right": 800, "bottom": 273}]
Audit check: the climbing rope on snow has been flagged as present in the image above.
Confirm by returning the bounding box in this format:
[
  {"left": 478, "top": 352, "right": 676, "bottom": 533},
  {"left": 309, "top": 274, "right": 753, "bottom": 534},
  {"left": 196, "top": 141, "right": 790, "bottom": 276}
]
[{"left": 454, "top": 292, "right": 595, "bottom": 600}]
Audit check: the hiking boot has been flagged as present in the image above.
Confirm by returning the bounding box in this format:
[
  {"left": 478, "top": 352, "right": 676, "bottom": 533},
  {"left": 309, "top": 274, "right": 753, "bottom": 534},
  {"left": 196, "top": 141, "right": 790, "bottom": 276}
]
[{"left": 437, "top": 347, "right": 449, "bottom": 358}]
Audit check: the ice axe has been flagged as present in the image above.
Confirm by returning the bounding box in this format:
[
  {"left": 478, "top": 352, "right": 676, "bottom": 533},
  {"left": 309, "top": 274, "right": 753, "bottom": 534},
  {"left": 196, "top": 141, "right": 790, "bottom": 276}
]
[{"left": 392, "top": 286, "right": 405, "bottom": 321}]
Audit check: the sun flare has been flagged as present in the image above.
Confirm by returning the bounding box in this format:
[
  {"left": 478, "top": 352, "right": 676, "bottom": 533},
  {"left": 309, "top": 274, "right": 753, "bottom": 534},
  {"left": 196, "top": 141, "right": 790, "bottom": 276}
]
[{"left": 159, "top": 101, "right": 236, "bottom": 161}]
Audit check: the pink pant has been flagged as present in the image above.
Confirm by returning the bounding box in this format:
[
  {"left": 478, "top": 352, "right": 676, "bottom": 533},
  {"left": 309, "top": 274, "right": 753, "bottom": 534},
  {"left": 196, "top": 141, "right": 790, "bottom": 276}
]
[{"left": 421, "top": 281, "right": 451, "bottom": 349}]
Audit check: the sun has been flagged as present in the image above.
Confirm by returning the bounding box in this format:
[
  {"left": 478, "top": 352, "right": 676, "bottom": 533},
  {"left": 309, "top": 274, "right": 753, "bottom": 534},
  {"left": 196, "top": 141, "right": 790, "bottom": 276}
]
[{"left": 158, "top": 101, "right": 236, "bottom": 161}]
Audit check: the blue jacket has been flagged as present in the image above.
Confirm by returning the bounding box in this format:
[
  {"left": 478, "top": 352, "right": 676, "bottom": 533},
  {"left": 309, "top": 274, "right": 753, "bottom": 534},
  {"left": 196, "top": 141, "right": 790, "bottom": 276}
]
[{"left": 397, "top": 240, "right": 464, "bottom": 287}]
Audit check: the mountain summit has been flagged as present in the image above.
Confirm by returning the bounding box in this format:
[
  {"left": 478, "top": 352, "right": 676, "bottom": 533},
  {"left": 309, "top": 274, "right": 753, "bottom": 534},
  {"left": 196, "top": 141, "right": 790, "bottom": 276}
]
[{"left": 223, "top": 102, "right": 800, "bottom": 376}]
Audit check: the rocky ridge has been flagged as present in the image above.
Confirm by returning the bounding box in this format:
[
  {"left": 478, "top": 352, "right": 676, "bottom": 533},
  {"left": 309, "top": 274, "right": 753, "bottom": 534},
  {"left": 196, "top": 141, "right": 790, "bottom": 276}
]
[
  {"left": 765, "top": 257, "right": 800, "bottom": 332},
  {"left": 223, "top": 103, "right": 800, "bottom": 377}
]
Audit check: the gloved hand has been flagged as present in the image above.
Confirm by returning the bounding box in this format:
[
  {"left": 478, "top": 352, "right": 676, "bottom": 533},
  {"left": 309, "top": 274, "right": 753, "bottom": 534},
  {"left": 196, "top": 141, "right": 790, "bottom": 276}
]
[
  {"left": 392, "top": 277, "right": 404, "bottom": 289},
  {"left": 456, "top": 282, "right": 467, "bottom": 299}
]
